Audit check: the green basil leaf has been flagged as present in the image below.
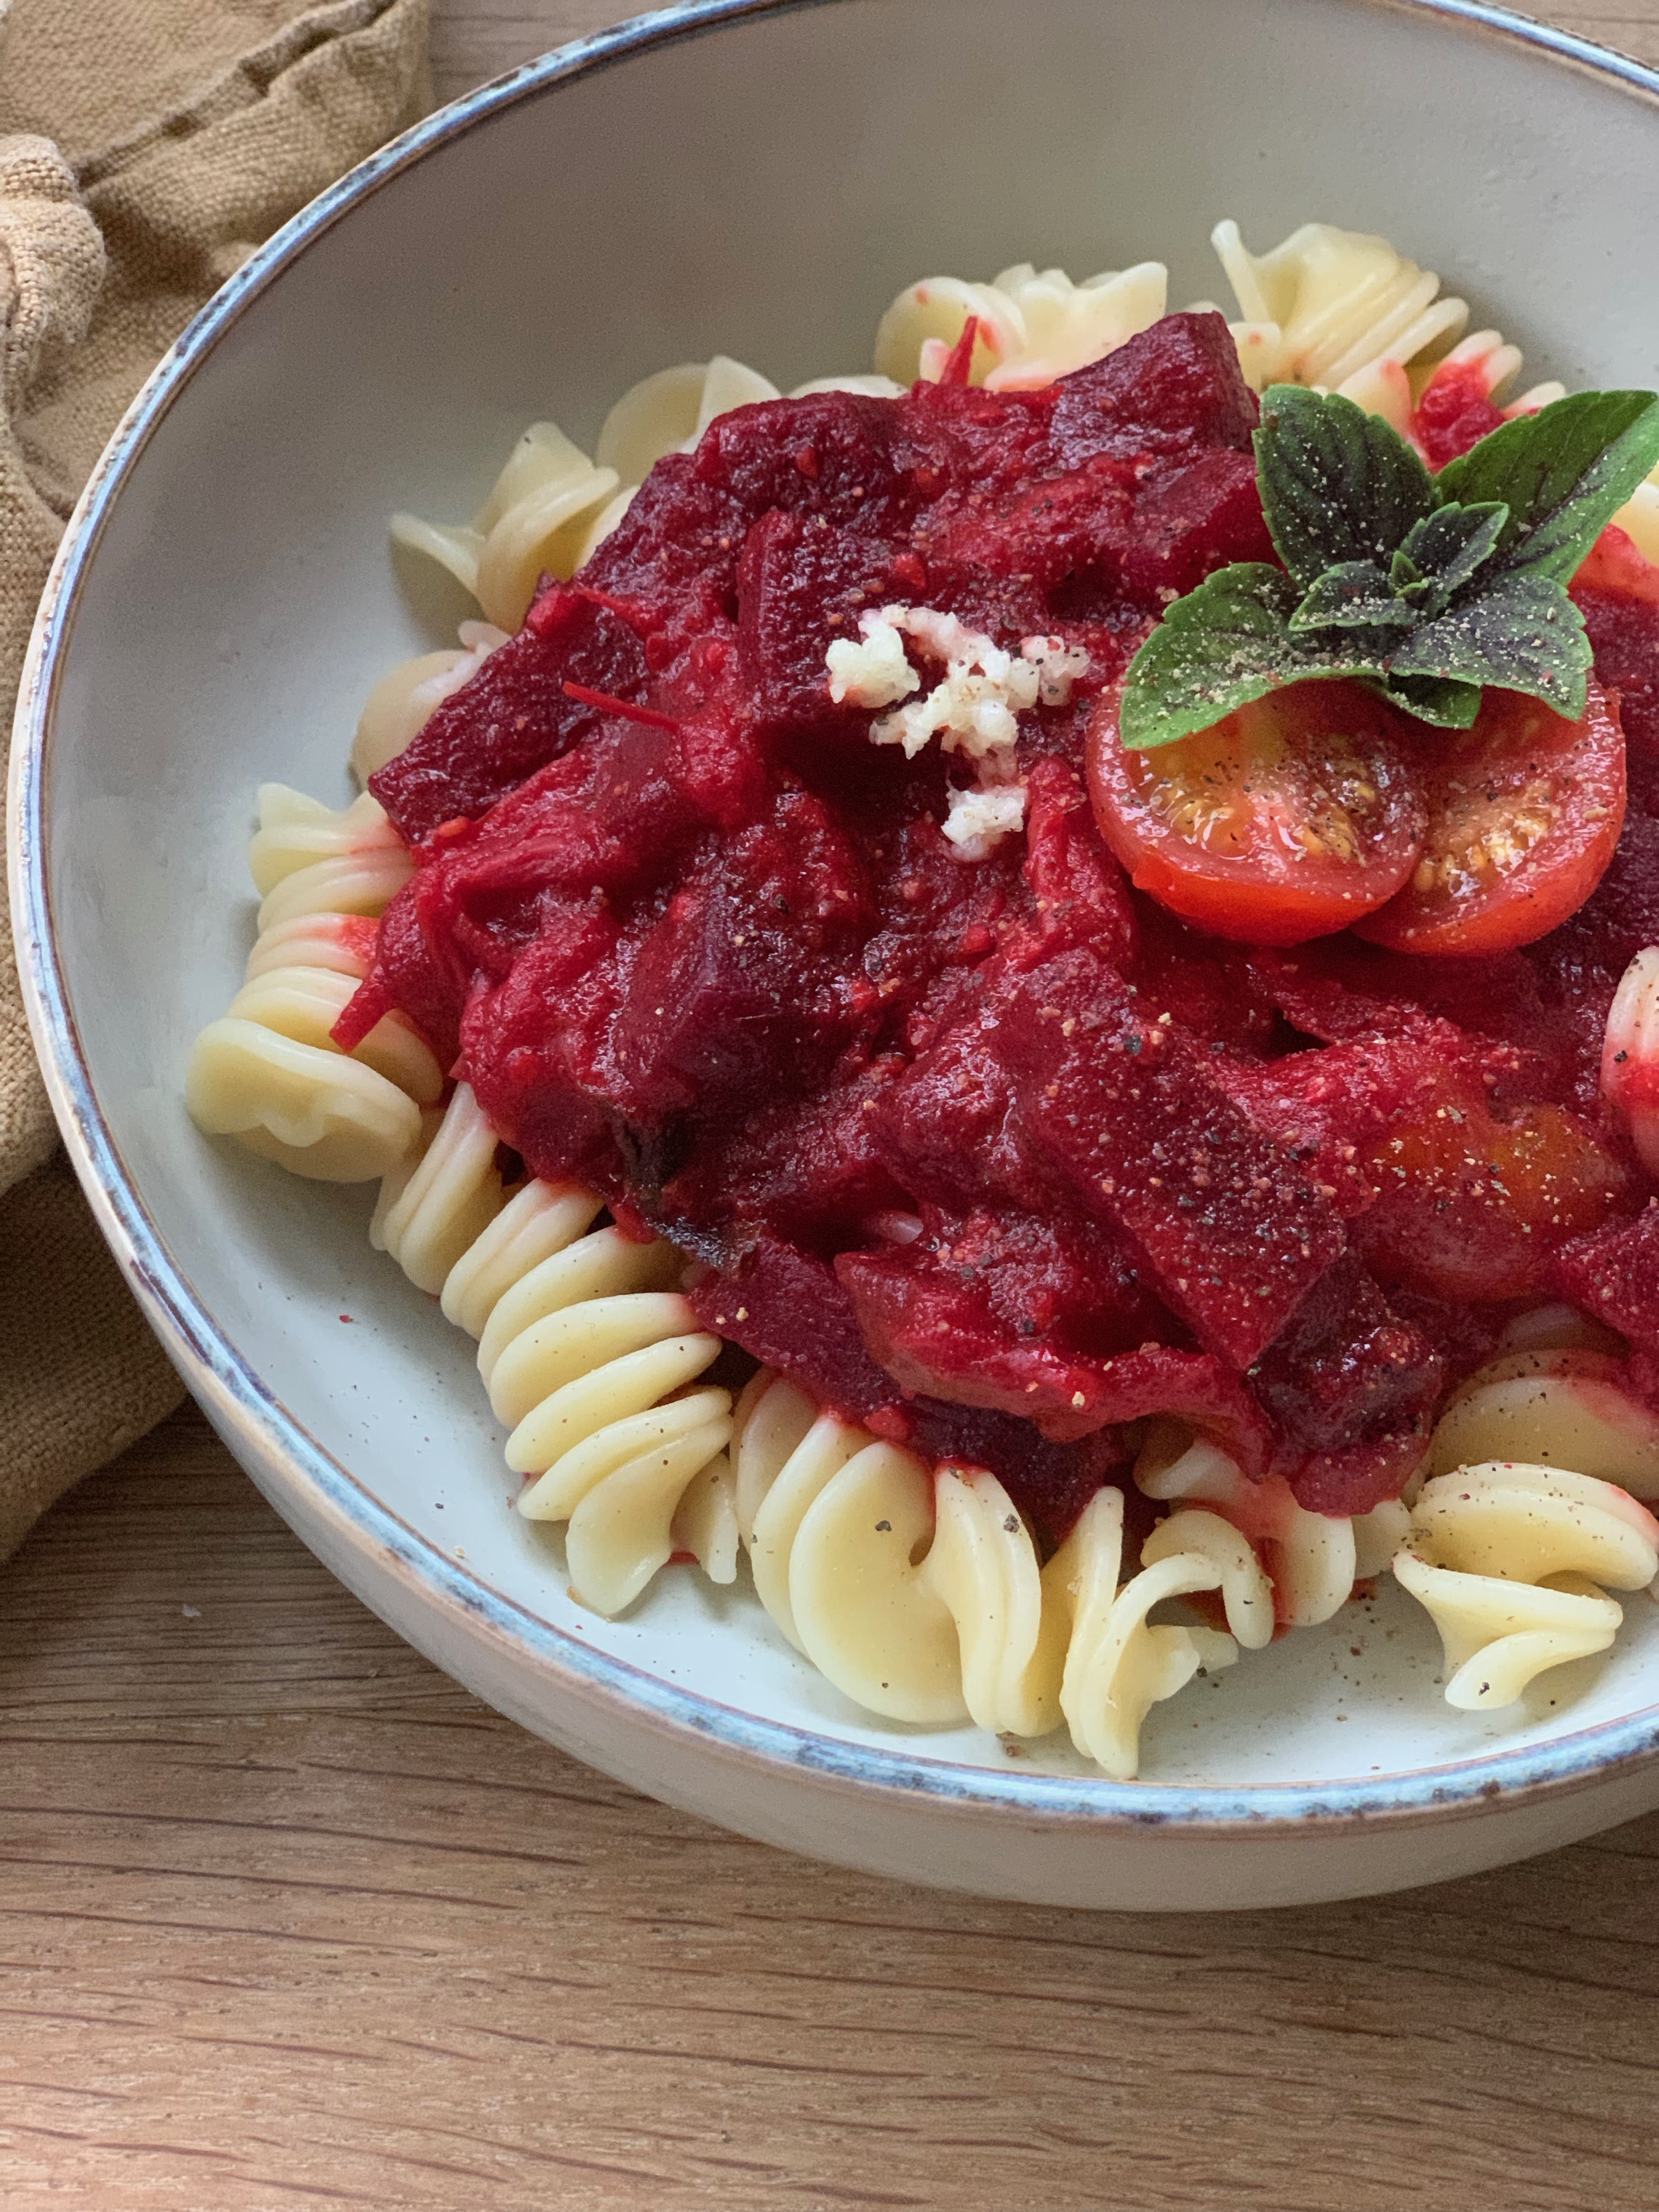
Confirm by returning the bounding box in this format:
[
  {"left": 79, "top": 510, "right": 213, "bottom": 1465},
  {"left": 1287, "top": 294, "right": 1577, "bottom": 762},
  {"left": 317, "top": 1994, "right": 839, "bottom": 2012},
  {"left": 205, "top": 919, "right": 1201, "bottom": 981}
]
[
  {"left": 1436, "top": 390, "right": 1659, "bottom": 583},
  {"left": 1389, "top": 549, "right": 1424, "bottom": 592},
  {"left": 1254, "top": 384, "right": 1438, "bottom": 590},
  {"left": 1380, "top": 673, "right": 1484, "bottom": 727},
  {"left": 1386, "top": 573, "right": 1592, "bottom": 718},
  {"left": 1119, "top": 564, "right": 1391, "bottom": 748},
  {"left": 1289, "top": 560, "right": 1415, "bottom": 632},
  {"left": 1392, "top": 500, "right": 1509, "bottom": 614}
]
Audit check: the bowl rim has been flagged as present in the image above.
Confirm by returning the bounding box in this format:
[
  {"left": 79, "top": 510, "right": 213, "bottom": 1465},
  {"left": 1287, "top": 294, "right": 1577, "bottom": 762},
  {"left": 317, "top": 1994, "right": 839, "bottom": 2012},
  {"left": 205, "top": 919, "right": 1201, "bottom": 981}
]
[{"left": 13, "top": 0, "right": 1659, "bottom": 1843}]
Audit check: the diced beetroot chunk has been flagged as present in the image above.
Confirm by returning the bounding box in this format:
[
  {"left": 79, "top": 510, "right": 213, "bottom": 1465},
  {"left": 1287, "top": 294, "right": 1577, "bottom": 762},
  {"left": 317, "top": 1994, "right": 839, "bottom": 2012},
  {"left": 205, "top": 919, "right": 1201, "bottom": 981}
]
[
  {"left": 370, "top": 607, "right": 649, "bottom": 843},
  {"left": 1116, "top": 447, "right": 1275, "bottom": 600},
  {"left": 988, "top": 949, "right": 1347, "bottom": 1368},
  {"left": 1019, "top": 755, "right": 1137, "bottom": 968},
  {"left": 838, "top": 1247, "right": 1122, "bottom": 1440},
  {"left": 1051, "top": 311, "right": 1259, "bottom": 462},
  {"left": 687, "top": 1233, "right": 902, "bottom": 1424},
  {"left": 1249, "top": 1256, "right": 1443, "bottom": 1515},
  {"left": 1575, "top": 581, "right": 1659, "bottom": 769},
  {"left": 840, "top": 1246, "right": 1271, "bottom": 1465},
  {"left": 1553, "top": 1201, "right": 1659, "bottom": 1355}
]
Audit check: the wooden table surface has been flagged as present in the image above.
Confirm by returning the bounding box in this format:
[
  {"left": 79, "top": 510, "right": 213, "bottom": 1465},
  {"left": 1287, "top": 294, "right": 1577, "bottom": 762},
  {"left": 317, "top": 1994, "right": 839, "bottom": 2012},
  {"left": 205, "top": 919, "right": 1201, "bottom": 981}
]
[{"left": 10, "top": 4, "right": 1659, "bottom": 2207}]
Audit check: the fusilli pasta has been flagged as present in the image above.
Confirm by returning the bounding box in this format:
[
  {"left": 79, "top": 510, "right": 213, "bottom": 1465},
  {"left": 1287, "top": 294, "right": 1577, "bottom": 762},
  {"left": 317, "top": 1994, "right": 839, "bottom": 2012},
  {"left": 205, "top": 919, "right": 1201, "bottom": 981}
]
[
  {"left": 732, "top": 1373, "right": 1259, "bottom": 1773},
  {"left": 371, "top": 1081, "right": 509, "bottom": 1295},
  {"left": 391, "top": 422, "right": 620, "bottom": 630},
  {"left": 1393, "top": 1462, "right": 1659, "bottom": 1708},
  {"left": 1425, "top": 1348, "right": 1659, "bottom": 1497},
  {"left": 1602, "top": 947, "right": 1659, "bottom": 1179},
  {"left": 185, "top": 786, "right": 432, "bottom": 1181},
  {"left": 873, "top": 261, "right": 1169, "bottom": 391},
  {"left": 1131, "top": 1423, "right": 1412, "bottom": 1628},
  {"left": 416, "top": 1164, "right": 735, "bottom": 1617}
]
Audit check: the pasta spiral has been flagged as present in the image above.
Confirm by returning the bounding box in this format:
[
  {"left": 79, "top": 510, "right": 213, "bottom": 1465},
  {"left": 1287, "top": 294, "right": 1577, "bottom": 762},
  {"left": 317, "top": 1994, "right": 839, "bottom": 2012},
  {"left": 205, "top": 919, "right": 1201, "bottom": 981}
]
[
  {"left": 371, "top": 1081, "right": 509, "bottom": 1295},
  {"left": 874, "top": 261, "right": 1168, "bottom": 391},
  {"left": 1601, "top": 946, "right": 1659, "bottom": 1180},
  {"left": 419, "top": 1169, "right": 735, "bottom": 1616},
  {"left": 1132, "top": 1424, "right": 1412, "bottom": 1628},
  {"left": 1615, "top": 468, "right": 1659, "bottom": 564},
  {"left": 1209, "top": 220, "right": 1564, "bottom": 439},
  {"left": 1045, "top": 1489, "right": 1243, "bottom": 1781},
  {"left": 391, "top": 421, "right": 621, "bottom": 630},
  {"left": 185, "top": 786, "right": 434, "bottom": 1182},
  {"left": 1210, "top": 218, "right": 1471, "bottom": 397},
  {"left": 594, "top": 354, "right": 782, "bottom": 489},
  {"left": 731, "top": 1373, "right": 1259, "bottom": 1774},
  {"left": 1393, "top": 1463, "right": 1659, "bottom": 1708},
  {"left": 1425, "top": 1348, "right": 1659, "bottom": 1498}
]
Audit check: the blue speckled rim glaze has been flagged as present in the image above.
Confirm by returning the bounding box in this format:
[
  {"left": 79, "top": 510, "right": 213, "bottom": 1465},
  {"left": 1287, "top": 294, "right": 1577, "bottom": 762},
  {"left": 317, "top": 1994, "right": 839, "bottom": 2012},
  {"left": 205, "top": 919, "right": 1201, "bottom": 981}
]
[{"left": 14, "top": 0, "right": 1659, "bottom": 1842}]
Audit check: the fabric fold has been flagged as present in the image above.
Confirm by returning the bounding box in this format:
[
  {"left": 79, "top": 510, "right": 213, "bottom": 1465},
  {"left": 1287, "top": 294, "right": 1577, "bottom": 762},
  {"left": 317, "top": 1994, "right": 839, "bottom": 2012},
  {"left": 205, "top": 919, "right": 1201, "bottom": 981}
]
[{"left": 1, "top": 0, "right": 430, "bottom": 1554}]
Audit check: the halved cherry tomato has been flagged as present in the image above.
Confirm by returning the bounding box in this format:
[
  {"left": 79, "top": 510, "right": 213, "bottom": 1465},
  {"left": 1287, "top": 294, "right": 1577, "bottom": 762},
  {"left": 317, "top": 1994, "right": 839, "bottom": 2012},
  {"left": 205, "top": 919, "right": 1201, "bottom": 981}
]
[
  {"left": 1355, "top": 680, "right": 1626, "bottom": 956},
  {"left": 1085, "top": 679, "right": 1427, "bottom": 946}
]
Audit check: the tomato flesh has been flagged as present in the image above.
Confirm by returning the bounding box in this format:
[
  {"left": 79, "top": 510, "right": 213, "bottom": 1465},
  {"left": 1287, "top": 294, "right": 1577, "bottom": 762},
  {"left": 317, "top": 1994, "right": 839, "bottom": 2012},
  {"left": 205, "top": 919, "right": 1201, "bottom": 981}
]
[
  {"left": 1355, "top": 681, "right": 1626, "bottom": 957},
  {"left": 1085, "top": 679, "right": 1427, "bottom": 946},
  {"left": 1356, "top": 1086, "right": 1630, "bottom": 1303}
]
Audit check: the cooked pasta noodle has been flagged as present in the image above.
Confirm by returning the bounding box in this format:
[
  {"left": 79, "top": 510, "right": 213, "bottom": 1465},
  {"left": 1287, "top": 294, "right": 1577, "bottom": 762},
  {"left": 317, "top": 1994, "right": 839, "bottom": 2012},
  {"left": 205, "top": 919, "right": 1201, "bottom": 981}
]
[
  {"left": 1045, "top": 1487, "right": 1237, "bottom": 1782},
  {"left": 186, "top": 786, "right": 432, "bottom": 1181},
  {"left": 371, "top": 1082, "right": 509, "bottom": 1295},
  {"left": 391, "top": 421, "right": 620, "bottom": 630},
  {"left": 1393, "top": 1553, "right": 1624, "bottom": 1708},
  {"left": 1615, "top": 469, "right": 1659, "bottom": 563},
  {"left": 732, "top": 1373, "right": 1252, "bottom": 1770},
  {"left": 1209, "top": 221, "right": 1564, "bottom": 444},
  {"left": 1132, "top": 1425, "right": 1376, "bottom": 1628},
  {"left": 1602, "top": 947, "right": 1659, "bottom": 1178},
  {"left": 786, "top": 1438, "right": 972, "bottom": 1723},
  {"left": 1426, "top": 1349, "right": 1659, "bottom": 1497},
  {"left": 1140, "top": 1509, "right": 1275, "bottom": 1649},
  {"left": 669, "top": 1449, "right": 741, "bottom": 1585},
  {"left": 874, "top": 261, "right": 1168, "bottom": 391},
  {"left": 1497, "top": 1304, "right": 1624, "bottom": 1357},
  {"left": 920, "top": 1467, "right": 1068, "bottom": 1735},
  {"left": 595, "top": 354, "right": 782, "bottom": 488},
  {"left": 430, "top": 1177, "right": 733, "bottom": 1616},
  {"left": 1393, "top": 1462, "right": 1659, "bottom": 1708},
  {"left": 1210, "top": 218, "right": 1470, "bottom": 398}
]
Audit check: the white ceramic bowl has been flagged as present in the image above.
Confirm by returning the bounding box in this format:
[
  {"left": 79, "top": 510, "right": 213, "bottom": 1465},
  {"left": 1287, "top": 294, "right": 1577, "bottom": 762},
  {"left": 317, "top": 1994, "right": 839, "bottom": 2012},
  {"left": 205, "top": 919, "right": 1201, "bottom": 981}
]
[{"left": 15, "top": 0, "right": 1659, "bottom": 1910}]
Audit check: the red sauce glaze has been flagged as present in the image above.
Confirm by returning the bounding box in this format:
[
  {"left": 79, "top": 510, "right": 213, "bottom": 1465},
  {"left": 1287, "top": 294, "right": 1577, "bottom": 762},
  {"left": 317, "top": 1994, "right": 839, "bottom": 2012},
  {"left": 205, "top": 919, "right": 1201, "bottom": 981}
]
[
  {"left": 345, "top": 314, "right": 1659, "bottom": 1533},
  {"left": 1411, "top": 357, "right": 1509, "bottom": 469}
]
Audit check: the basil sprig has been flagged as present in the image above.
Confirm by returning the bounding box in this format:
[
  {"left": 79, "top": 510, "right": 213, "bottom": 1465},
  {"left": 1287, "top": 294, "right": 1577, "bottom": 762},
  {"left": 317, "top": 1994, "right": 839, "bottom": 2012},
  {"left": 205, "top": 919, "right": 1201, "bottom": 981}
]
[{"left": 1119, "top": 382, "right": 1659, "bottom": 747}]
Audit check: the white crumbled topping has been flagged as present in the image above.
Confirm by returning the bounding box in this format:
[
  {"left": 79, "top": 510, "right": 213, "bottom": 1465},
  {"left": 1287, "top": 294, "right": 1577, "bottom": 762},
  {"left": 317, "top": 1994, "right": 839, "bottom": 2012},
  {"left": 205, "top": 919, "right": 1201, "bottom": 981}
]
[
  {"left": 825, "top": 603, "right": 1088, "bottom": 861},
  {"left": 868, "top": 608, "right": 1040, "bottom": 763},
  {"left": 1020, "top": 632, "right": 1092, "bottom": 706},
  {"left": 826, "top": 616, "right": 919, "bottom": 708},
  {"left": 941, "top": 779, "right": 1028, "bottom": 859}
]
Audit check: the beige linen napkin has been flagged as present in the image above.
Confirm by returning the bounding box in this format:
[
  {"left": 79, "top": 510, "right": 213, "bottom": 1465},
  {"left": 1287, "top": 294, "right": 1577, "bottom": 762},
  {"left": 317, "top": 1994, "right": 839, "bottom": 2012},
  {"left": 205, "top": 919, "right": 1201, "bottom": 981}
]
[{"left": 0, "top": 0, "right": 430, "bottom": 1556}]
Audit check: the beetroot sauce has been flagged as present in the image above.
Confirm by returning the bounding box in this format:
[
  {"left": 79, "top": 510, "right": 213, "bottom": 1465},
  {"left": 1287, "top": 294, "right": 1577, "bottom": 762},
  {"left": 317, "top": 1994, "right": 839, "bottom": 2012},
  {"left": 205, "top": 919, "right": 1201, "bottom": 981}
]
[{"left": 345, "top": 314, "right": 1659, "bottom": 1539}]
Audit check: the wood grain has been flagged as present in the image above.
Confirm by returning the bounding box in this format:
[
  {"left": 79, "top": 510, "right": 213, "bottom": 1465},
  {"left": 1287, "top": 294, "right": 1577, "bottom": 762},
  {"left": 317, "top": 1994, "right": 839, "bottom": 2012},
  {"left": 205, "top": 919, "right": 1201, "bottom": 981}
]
[{"left": 10, "top": 3, "right": 1659, "bottom": 2206}]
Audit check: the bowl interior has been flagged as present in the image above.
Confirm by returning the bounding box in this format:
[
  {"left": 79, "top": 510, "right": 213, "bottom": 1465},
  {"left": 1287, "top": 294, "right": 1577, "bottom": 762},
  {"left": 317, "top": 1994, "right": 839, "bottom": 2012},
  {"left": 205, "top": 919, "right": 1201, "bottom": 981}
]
[{"left": 29, "top": 0, "right": 1659, "bottom": 1797}]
